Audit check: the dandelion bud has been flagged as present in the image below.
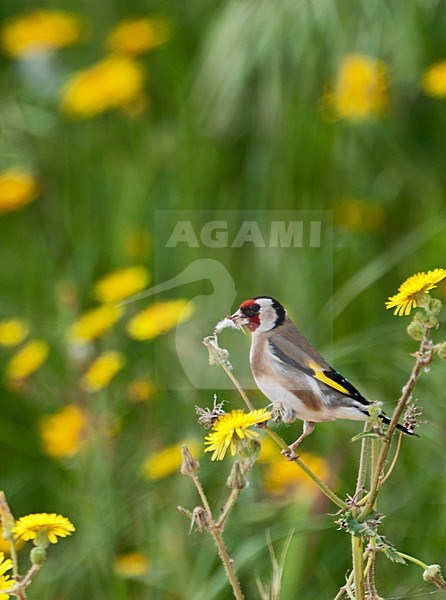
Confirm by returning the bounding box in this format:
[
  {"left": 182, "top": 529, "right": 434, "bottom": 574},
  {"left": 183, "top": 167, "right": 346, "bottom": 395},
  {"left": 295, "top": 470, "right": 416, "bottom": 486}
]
[
  {"left": 180, "top": 445, "right": 200, "bottom": 476},
  {"left": 30, "top": 546, "right": 47, "bottom": 565},
  {"left": 427, "top": 297, "right": 442, "bottom": 316},
  {"left": 436, "top": 342, "right": 446, "bottom": 361},
  {"left": 407, "top": 320, "right": 425, "bottom": 341},
  {"left": 423, "top": 564, "right": 446, "bottom": 590},
  {"left": 226, "top": 461, "right": 248, "bottom": 490},
  {"left": 238, "top": 438, "right": 261, "bottom": 462},
  {"left": 191, "top": 507, "right": 208, "bottom": 532},
  {"left": 202, "top": 336, "right": 232, "bottom": 368}
]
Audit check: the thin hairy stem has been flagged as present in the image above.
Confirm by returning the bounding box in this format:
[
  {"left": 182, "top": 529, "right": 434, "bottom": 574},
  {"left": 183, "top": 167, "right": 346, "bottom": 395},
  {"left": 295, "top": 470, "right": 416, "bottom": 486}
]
[
  {"left": 351, "top": 535, "right": 365, "bottom": 600},
  {"left": 217, "top": 488, "right": 242, "bottom": 529},
  {"left": 359, "top": 327, "right": 432, "bottom": 522}
]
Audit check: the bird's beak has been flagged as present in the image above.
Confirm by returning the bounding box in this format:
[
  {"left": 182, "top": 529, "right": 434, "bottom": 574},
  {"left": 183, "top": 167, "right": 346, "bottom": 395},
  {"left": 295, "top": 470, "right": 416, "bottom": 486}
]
[{"left": 229, "top": 309, "right": 249, "bottom": 327}]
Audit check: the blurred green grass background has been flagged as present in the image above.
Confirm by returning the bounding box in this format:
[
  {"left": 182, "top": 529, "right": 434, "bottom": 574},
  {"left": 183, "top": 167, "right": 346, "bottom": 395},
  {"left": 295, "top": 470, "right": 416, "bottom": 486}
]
[{"left": 0, "top": 0, "right": 446, "bottom": 598}]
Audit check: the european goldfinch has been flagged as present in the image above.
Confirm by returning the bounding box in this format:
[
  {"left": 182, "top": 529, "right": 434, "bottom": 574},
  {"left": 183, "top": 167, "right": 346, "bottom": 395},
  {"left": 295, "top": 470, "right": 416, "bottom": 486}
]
[{"left": 228, "top": 296, "right": 413, "bottom": 457}]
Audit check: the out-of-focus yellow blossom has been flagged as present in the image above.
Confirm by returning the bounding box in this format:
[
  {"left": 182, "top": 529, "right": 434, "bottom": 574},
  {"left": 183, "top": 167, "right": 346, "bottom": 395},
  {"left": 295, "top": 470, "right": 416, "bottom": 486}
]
[
  {"left": 1, "top": 10, "right": 83, "bottom": 57},
  {"left": 93, "top": 266, "right": 150, "bottom": 304},
  {"left": 262, "top": 451, "right": 329, "bottom": 496},
  {"left": 127, "top": 378, "right": 154, "bottom": 402},
  {"left": 334, "top": 198, "right": 385, "bottom": 232},
  {"left": 0, "top": 169, "right": 39, "bottom": 213},
  {"left": 106, "top": 17, "right": 170, "bottom": 56},
  {"left": 82, "top": 351, "right": 125, "bottom": 392},
  {"left": 326, "top": 54, "right": 388, "bottom": 121},
  {"left": 127, "top": 299, "right": 194, "bottom": 340},
  {"left": 422, "top": 60, "right": 446, "bottom": 97},
  {"left": 5, "top": 340, "right": 49, "bottom": 381},
  {"left": 68, "top": 305, "right": 123, "bottom": 342},
  {"left": 0, "top": 552, "right": 13, "bottom": 599},
  {"left": 114, "top": 551, "right": 150, "bottom": 577},
  {"left": 0, "top": 318, "right": 29, "bottom": 347},
  {"left": 14, "top": 513, "right": 75, "bottom": 544},
  {"left": 386, "top": 269, "right": 446, "bottom": 316},
  {"left": 142, "top": 440, "right": 201, "bottom": 480},
  {"left": 0, "top": 526, "right": 24, "bottom": 554},
  {"left": 61, "top": 56, "right": 146, "bottom": 119},
  {"left": 39, "top": 404, "right": 88, "bottom": 458}
]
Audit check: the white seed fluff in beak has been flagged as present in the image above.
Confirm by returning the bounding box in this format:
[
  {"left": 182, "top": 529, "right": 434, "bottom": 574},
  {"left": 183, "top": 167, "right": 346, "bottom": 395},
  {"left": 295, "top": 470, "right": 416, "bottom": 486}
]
[{"left": 214, "top": 317, "right": 245, "bottom": 334}]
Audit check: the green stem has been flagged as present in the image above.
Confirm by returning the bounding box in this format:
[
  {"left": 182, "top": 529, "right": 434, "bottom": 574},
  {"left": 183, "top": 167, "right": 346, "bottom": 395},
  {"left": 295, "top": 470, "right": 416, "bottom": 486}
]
[
  {"left": 396, "top": 552, "right": 429, "bottom": 570},
  {"left": 351, "top": 535, "right": 365, "bottom": 600},
  {"left": 263, "top": 426, "right": 347, "bottom": 510}
]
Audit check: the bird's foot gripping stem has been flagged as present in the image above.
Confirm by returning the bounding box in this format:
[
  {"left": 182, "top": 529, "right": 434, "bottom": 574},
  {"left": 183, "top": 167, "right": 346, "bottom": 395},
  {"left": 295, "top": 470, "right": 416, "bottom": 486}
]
[{"left": 281, "top": 421, "right": 315, "bottom": 461}]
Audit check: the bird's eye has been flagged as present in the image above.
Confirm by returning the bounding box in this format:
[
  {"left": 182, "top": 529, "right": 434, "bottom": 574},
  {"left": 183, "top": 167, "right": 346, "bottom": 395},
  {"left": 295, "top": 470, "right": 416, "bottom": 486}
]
[{"left": 251, "top": 304, "right": 260, "bottom": 313}]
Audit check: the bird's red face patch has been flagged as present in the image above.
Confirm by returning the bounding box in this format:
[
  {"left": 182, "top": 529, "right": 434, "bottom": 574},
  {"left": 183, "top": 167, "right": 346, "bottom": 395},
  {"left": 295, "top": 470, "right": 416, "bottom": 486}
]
[{"left": 239, "top": 299, "right": 260, "bottom": 332}]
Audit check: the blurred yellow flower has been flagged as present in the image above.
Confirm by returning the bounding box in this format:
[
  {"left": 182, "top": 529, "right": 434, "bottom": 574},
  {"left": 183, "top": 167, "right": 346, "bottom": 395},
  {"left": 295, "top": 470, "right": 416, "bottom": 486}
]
[
  {"left": 422, "top": 60, "right": 446, "bottom": 97},
  {"left": 82, "top": 351, "right": 125, "bottom": 392},
  {"left": 14, "top": 513, "right": 75, "bottom": 544},
  {"left": 1, "top": 10, "right": 83, "bottom": 57},
  {"left": 327, "top": 54, "right": 388, "bottom": 121},
  {"left": 39, "top": 404, "right": 89, "bottom": 458},
  {"left": 0, "top": 526, "right": 24, "bottom": 554},
  {"left": 127, "top": 378, "right": 154, "bottom": 402},
  {"left": 385, "top": 268, "right": 446, "bottom": 316},
  {"left": 262, "top": 451, "right": 329, "bottom": 497},
  {"left": 204, "top": 409, "right": 271, "bottom": 461},
  {"left": 127, "top": 299, "right": 194, "bottom": 340},
  {"left": 334, "top": 198, "right": 385, "bottom": 232},
  {"left": 5, "top": 340, "right": 49, "bottom": 381},
  {"left": 61, "top": 56, "right": 146, "bottom": 119},
  {"left": 93, "top": 266, "right": 150, "bottom": 304},
  {"left": 114, "top": 551, "right": 150, "bottom": 577},
  {"left": 142, "top": 440, "right": 201, "bottom": 480},
  {"left": 0, "top": 552, "right": 13, "bottom": 599},
  {"left": 68, "top": 305, "right": 123, "bottom": 342},
  {"left": 0, "top": 318, "right": 29, "bottom": 347},
  {"left": 0, "top": 169, "right": 39, "bottom": 213},
  {"left": 106, "top": 16, "right": 170, "bottom": 55}
]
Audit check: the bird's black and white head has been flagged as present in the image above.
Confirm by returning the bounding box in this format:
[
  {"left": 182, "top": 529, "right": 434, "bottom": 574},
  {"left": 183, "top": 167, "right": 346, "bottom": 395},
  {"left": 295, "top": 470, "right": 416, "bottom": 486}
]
[{"left": 230, "top": 297, "right": 286, "bottom": 333}]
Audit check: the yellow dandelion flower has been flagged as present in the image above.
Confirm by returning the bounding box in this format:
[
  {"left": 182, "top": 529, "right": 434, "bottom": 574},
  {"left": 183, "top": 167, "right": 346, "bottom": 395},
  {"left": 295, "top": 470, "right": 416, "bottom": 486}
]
[
  {"left": 93, "top": 266, "right": 150, "bottom": 304},
  {"left": 127, "top": 378, "right": 154, "bottom": 402},
  {"left": 1, "top": 10, "right": 83, "bottom": 57},
  {"left": 5, "top": 339, "right": 49, "bottom": 381},
  {"left": 39, "top": 404, "right": 89, "bottom": 459},
  {"left": 0, "top": 552, "right": 13, "bottom": 599},
  {"left": 204, "top": 409, "right": 271, "bottom": 461},
  {"left": 61, "top": 56, "right": 146, "bottom": 119},
  {"left": 0, "top": 318, "right": 29, "bottom": 347},
  {"left": 142, "top": 440, "right": 201, "bottom": 480},
  {"left": 82, "top": 351, "right": 125, "bottom": 392},
  {"left": 0, "top": 169, "right": 39, "bottom": 213},
  {"left": 68, "top": 305, "right": 123, "bottom": 342},
  {"left": 327, "top": 54, "right": 388, "bottom": 121},
  {"left": 262, "top": 451, "right": 329, "bottom": 497},
  {"left": 14, "top": 513, "right": 75, "bottom": 545},
  {"left": 422, "top": 60, "right": 446, "bottom": 98},
  {"left": 385, "top": 268, "right": 446, "bottom": 316},
  {"left": 106, "top": 16, "right": 170, "bottom": 56},
  {"left": 334, "top": 198, "right": 385, "bottom": 233},
  {"left": 127, "top": 299, "right": 194, "bottom": 340},
  {"left": 114, "top": 551, "right": 150, "bottom": 577}
]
